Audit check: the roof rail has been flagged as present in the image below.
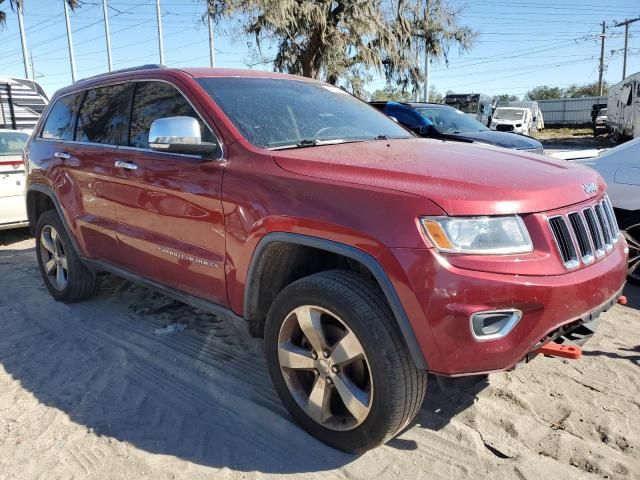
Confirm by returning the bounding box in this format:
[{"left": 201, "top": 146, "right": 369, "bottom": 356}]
[{"left": 77, "top": 64, "right": 165, "bottom": 83}]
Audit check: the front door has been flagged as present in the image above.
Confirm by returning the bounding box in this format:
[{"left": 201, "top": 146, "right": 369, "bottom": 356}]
[{"left": 111, "top": 80, "right": 227, "bottom": 305}]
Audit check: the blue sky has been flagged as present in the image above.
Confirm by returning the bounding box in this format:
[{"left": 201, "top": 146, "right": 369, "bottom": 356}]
[{"left": 0, "top": 0, "right": 638, "bottom": 98}]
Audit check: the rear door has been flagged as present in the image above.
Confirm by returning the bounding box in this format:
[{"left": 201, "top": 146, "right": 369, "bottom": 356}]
[
  {"left": 0, "top": 131, "right": 29, "bottom": 227},
  {"left": 111, "top": 79, "right": 227, "bottom": 305}
]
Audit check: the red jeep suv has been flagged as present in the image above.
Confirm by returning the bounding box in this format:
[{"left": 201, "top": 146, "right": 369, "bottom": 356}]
[{"left": 24, "top": 66, "right": 628, "bottom": 452}]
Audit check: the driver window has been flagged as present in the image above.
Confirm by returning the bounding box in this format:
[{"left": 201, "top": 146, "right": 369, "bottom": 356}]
[{"left": 129, "top": 81, "right": 216, "bottom": 149}]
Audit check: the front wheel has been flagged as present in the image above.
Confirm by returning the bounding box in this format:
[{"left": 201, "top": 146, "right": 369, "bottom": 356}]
[
  {"left": 264, "top": 270, "right": 427, "bottom": 453},
  {"left": 621, "top": 213, "right": 640, "bottom": 285}
]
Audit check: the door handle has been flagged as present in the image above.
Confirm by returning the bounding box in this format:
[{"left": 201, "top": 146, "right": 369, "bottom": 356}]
[
  {"left": 54, "top": 152, "right": 71, "bottom": 160},
  {"left": 114, "top": 160, "right": 138, "bottom": 171}
]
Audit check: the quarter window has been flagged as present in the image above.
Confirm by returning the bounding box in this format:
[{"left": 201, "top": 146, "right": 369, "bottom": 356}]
[
  {"left": 75, "top": 84, "right": 130, "bottom": 145},
  {"left": 129, "top": 81, "right": 215, "bottom": 149},
  {"left": 41, "top": 94, "right": 82, "bottom": 140}
]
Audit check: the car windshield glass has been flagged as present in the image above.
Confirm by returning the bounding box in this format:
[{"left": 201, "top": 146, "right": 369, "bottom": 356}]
[
  {"left": 0, "top": 131, "right": 28, "bottom": 155},
  {"left": 598, "top": 109, "right": 607, "bottom": 116},
  {"left": 415, "top": 106, "right": 488, "bottom": 133},
  {"left": 443, "top": 96, "right": 479, "bottom": 114},
  {"left": 196, "top": 77, "right": 413, "bottom": 149},
  {"left": 494, "top": 108, "right": 524, "bottom": 121}
]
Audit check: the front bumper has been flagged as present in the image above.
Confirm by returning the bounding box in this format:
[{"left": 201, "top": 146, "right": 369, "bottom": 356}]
[{"left": 390, "top": 239, "right": 628, "bottom": 375}]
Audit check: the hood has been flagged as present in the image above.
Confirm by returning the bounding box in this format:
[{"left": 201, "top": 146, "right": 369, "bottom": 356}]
[
  {"left": 447, "top": 130, "right": 541, "bottom": 150},
  {"left": 271, "top": 138, "right": 605, "bottom": 216}
]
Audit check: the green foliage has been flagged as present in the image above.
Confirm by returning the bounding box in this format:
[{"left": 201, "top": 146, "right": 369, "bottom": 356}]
[
  {"left": 495, "top": 93, "right": 519, "bottom": 103},
  {"left": 205, "top": 0, "right": 476, "bottom": 97},
  {"left": 370, "top": 86, "right": 413, "bottom": 102},
  {"left": 526, "top": 82, "right": 608, "bottom": 100}
]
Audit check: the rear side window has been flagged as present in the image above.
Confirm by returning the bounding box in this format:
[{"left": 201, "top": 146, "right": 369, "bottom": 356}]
[
  {"left": 41, "top": 94, "right": 82, "bottom": 140},
  {"left": 129, "top": 81, "right": 214, "bottom": 149},
  {"left": 75, "top": 84, "right": 130, "bottom": 145}
]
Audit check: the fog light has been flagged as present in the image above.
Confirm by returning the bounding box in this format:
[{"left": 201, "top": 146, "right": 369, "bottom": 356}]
[{"left": 470, "top": 310, "right": 522, "bottom": 341}]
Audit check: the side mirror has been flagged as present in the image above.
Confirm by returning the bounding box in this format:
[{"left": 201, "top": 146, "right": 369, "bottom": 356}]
[{"left": 149, "top": 116, "right": 219, "bottom": 156}]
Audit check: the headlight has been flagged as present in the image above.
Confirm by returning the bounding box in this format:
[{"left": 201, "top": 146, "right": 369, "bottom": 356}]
[
  {"left": 420, "top": 215, "right": 533, "bottom": 254},
  {"left": 515, "top": 123, "right": 522, "bottom": 127}
]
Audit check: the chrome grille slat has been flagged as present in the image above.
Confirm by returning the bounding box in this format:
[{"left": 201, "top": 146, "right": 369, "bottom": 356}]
[{"left": 549, "top": 196, "right": 618, "bottom": 270}]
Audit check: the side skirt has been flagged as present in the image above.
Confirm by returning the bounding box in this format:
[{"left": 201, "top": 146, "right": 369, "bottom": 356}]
[{"left": 82, "top": 258, "right": 246, "bottom": 326}]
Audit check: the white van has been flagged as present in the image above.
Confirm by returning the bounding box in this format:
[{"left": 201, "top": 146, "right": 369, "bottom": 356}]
[
  {"left": 489, "top": 107, "right": 533, "bottom": 135},
  {"left": 509, "top": 100, "right": 544, "bottom": 131},
  {"left": 607, "top": 72, "right": 640, "bottom": 142}
]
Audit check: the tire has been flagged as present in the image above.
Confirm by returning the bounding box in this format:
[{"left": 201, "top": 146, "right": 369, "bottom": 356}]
[
  {"left": 35, "top": 209, "right": 96, "bottom": 302},
  {"left": 264, "top": 270, "right": 427, "bottom": 453},
  {"left": 620, "top": 213, "right": 640, "bottom": 285}
]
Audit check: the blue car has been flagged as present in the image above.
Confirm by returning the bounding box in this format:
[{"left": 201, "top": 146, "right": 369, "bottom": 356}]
[{"left": 369, "top": 101, "right": 544, "bottom": 154}]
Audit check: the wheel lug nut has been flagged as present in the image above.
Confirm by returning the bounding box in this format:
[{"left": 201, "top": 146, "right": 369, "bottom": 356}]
[
  {"left": 323, "top": 349, "right": 330, "bottom": 358},
  {"left": 311, "top": 351, "right": 318, "bottom": 360},
  {"left": 326, "top": 377, "right": 332, "bottom": 384},
  {"left": 331, "top": 365, "right": 338, "bottom": 374}
]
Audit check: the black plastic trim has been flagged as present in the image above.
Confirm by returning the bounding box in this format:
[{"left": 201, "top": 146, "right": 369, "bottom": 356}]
[{"left": 244, "top": 232, "right": 428, "bottom": 369}]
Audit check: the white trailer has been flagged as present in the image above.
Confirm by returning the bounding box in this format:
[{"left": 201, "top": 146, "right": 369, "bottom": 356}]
[
  {"left": 607, "top": 72, "right": 640, "bottom": 142},
  {"left": 0, "top": 77, "right": 48, "bottom": 132}
]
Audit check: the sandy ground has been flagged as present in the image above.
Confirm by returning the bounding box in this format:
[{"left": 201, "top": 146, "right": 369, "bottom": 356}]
[{"left": 1, "top": 228, "right": 639, "bottom": 480}]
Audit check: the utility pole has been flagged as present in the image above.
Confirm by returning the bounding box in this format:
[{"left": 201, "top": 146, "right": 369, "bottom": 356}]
[
  {"left": 156, "top": 0, "right": 165, "bottom": 65},
  {"left": 16, "top": 2, "right": 31, "bottom": 79},
  {"left": 102, "top": 0, "right": 113, "bottom": 71},
  {"left": 207, "top": 12, "right": 216, "bottom": 67},
  {"left": 598, "top": 21, "right": 606, "bottom": 96},
  {"left": 423, "top": 0, "right": 430, "bottom": 102},
  {"left": 614, "top": 16, "right": 640, "bottom": 80},
  {"left": 63, "top": 1, "right": 77, "bottom": 82}
]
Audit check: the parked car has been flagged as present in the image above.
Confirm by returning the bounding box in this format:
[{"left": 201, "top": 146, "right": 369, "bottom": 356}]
[
  {"left": 607, "top": 72, "right": 640, "bottom": 142},
  {"left": 508, "top": 100, "right": 544, "bottom": 131},
  {"left": 577, "top": 137, "right": 640, "bottom": 283},
  {"left": 25, "top": 66, "right": 627, "bottom": 453},
  {"left": 0, "top": 129, "right": 29, "bottom": 230},
  {"left": 490, "top": 107, "right": 534, "bottom": 135},
  {"left": 593, "top": 108, "right": 608, "bottom": 137},
  {"left": 369, "top": 101, "right": 543, "bottom": 153}
]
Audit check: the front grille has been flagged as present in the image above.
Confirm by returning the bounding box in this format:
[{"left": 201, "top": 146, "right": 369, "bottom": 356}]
[
  {"left": 496, "top": 124, "right": 514, "bottom": 132},
  {"left": 548, "top": 196, "right": 619, "bottom": 269}
]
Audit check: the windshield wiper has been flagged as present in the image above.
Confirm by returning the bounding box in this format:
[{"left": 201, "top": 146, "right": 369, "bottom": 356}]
[
  {"left": 374, "top": 134, "right": 389, "bottom": 140},
  {"left": 297, "top": 138, "right": 319, "bottom": 147}
]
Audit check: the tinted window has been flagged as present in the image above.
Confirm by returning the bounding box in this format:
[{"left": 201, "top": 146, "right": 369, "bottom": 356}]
[
  {"left": 75, "top": 84, "right": 130, "bottom": 145},
  {"left": 383, "top": 104, "right": 427, "bottom": 129},
  {"left": 129, "top": 81, "right": 214, "bottom": 149},
  {"left": 197, "top": 78, "right": 412, "bottom": 149},
  {"left": 41, "top": 94, "right": 82, "bottom": 140},
  {"left": 414, "top": 106, "right": 489, "bottom": 133}
]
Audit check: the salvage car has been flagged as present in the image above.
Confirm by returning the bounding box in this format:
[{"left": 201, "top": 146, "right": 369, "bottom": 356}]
[
  {"left": 578, "top": 137, "right": 639, "bottom": 283},
  {"left": 370, "top": 101, "right": 543, "bottom": 153},
  {"left": 24, "top": 66, "right": 628, "bottom": 452},
  {"left": 0, "top": 129, "right": 29, "bottom": 230},
  {"left": 593, "top": 108, "right": 608, "bottom": 137}
]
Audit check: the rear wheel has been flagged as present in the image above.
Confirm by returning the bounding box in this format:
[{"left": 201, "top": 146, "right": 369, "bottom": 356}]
[
  {"left": 264, "top": 270, "right": 427, "bottom": 453},
  {"left": 35, "top": 210, "right": 96, "bottom": 302},
  {"left": 621, "top": 213, "right": 640, "bottom": 285}
]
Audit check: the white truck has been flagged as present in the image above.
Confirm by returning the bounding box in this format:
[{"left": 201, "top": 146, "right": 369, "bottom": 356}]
[
  {"left": 489, "top": 107, "right": 534, "bottom": 135},
  {"left": 508, "top": 100, "right": 544, "bottom": 131},
  {"left": 0, "top": 77, "right": 48, "bottom": 132},
  {"left": 607, "top": 72, "right": 640, "bottom": 142}
]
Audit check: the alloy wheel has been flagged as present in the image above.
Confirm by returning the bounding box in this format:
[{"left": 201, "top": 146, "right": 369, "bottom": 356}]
[
  {"left": 277, "top": 305, "right": 373, "bottom": 431},
  {"left": 39, "top": 225, "right": 68, "bottom": 291},
  {"left": 623, "top": 225, "right": 640, "bottom": 282}
]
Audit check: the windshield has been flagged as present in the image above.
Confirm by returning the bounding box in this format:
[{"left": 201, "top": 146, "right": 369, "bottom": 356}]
[
  {"left": 597, "top": 109, "right": 607, "bottom": 116},
  {"left": 0, "top": 131, "right": 28, "bottom": 156},
  {"left": 415, "top": 106, "right": 488, "bottom": 133},
  {"left": 494, "top": 108, "right": 525, "bottom": 121},
  {"left": 443, "top": 95, "right": 479, "bottom": 114},
  {"left": 197, "top": 78, "right": 413, "bottom": 149}
]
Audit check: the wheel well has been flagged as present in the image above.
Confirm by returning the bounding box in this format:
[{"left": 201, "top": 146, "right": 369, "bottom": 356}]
[
  {"left": 26, "top": 190, "right": 55, "bottom": 235},
  {"left": 245, "top": 241, "right": 379, "bottom": 337}
]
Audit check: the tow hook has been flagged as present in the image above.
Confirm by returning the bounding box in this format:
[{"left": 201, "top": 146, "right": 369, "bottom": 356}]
[
  {"left": 534, "top": 342, "right": 582, "bottom": 360},
  {"left": 618, "top": 295, "right": 628, "bottom": 306}
]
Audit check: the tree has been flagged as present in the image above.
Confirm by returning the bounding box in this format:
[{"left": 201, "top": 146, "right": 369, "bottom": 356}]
[
  {"left": 205, "top": 0, "right": 476, "bottom": 97},
  {"left": 564, "top": 81, "right": 608, "bottom": 98},
  {"left": 525, "top": 85, "right": 564, "bottom": 101},
  {"left": 370, "top": 86, "right": 413, "bottom": 102},
  {"left": 494, "top": 93, "right": 518, "bottom": 103}
]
